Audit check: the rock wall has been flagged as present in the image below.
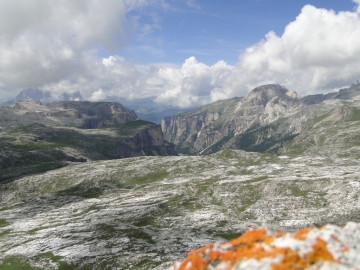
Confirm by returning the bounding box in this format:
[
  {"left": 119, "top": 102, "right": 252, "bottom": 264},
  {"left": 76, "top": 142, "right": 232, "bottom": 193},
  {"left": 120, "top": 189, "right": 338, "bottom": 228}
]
[{"left": 161, "top": 85, "right": 299, "bottom": 154}]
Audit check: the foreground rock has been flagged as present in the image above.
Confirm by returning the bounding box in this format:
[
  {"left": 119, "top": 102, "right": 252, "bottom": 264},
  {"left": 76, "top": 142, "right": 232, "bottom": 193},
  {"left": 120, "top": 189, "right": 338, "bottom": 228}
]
[{"left": 169, "top": 222, "right": 360, "bottom": 270}]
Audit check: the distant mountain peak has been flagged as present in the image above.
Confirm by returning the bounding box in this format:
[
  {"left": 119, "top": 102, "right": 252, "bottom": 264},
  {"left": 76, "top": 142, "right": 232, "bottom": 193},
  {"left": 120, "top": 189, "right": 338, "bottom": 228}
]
[
  {"left": 247, "top": 84, "right": 297, "bottom": 100},
  {"left": 7, "top": 88, "right": 84, "bottom": 104}
]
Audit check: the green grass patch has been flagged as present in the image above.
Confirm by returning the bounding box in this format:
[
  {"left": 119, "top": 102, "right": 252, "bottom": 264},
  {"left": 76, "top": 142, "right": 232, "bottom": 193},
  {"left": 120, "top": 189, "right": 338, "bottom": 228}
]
[
  {"left": 0, "top": 229, "right": 11, "bottom": 237},
  {"left": 350, "top": 108, "right": 360, "bottom": 121},
  {"left": 0, "top": 256, "right": 42, "bottom": 270},
  {"left": 0, "top": 219, "right": 9, "bottom": 227},
  {"left": 37, "top": 253, "right": 92, "bottom": 270},
  {"left": 56, "top": 185, "right": 103, "bottom": 199},
  {"left": 122, "top": 227, "right": 156, "bottom": 245},
  {"left": 126, "top": 171, "right": 169, "bottom": 185},
  {"left": 288, "top": 183, "right": 309, "bottom": 198}
]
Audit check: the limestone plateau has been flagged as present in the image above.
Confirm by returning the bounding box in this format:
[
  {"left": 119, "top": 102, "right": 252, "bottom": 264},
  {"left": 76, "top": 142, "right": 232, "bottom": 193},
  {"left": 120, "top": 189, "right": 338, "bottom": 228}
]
[
  {"left": 0, "top": 100, "right": 177, "bottom": 181},
  {"left": 161, "top": 83, "right": 360, "bottom": 155}
]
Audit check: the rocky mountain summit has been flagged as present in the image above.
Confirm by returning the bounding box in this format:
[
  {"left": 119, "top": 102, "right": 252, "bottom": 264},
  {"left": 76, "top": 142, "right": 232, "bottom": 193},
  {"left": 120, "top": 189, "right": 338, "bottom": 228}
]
[
  {"left": 0, "top": 101, "right": 176, "bottom": 181},
  {"left": 162, "top": 83, "right": 360, "bottom": 155}
]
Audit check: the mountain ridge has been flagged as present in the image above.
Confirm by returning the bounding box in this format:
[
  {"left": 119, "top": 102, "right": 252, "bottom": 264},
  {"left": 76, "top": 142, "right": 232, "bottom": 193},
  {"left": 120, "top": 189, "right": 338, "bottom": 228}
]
[{"left": 162, "top": 83, "right": 360, "bottom": 155}]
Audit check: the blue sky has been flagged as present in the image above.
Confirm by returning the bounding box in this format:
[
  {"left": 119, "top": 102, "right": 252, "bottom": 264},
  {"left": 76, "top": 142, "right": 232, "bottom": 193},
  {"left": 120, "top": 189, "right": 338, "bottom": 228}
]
[
  {"left": 0, "top": 0, "right": 360, "bottom": 107},
  {"left": 120, "top": 0, "right": 356, "bottom": 65}
]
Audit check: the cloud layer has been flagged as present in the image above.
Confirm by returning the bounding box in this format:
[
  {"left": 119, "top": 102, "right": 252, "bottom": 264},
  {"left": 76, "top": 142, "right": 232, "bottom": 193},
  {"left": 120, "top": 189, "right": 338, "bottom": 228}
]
[{"left": 1, "top": 1, "right": 360, "bottom": 107}]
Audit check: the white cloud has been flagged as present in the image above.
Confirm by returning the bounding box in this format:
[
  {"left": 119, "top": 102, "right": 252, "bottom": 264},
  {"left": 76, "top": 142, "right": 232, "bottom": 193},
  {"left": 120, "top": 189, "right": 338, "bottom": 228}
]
[
  {"left": 235, "top": 4, "right": 360, "bottom": 95},
  {"left": 154, "top": 57, "right": 234, "bottom": 107},
  {"left": 0, "top": 0, "right": 133, "bottom": 99},
  {"left": 2, "top": 1, "right": 360, "bottom": 108},
  {"left": 89, "top": 89, "right": 107, "bottom": 102},
  {"left": 354, "top": 0, "right": 360, "bottom": 12}
]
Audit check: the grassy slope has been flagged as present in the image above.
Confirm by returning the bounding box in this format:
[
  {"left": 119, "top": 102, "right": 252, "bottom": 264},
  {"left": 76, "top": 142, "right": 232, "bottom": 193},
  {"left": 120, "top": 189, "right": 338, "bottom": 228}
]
[{"left": 0, "top": 120, "right": 158, "bottom": 182}]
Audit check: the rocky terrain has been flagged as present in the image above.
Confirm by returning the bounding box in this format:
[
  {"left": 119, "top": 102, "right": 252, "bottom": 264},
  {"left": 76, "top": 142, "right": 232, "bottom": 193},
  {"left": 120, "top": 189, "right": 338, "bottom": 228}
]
[
  {"left": 0, "top": 101, "right": 176, "bottom": 181},
  {"left": 1, "top": 142, "right": 360, "bottom": 269},
  {"left": 162, "top": 83, "right": 360, "bottom": 155}
]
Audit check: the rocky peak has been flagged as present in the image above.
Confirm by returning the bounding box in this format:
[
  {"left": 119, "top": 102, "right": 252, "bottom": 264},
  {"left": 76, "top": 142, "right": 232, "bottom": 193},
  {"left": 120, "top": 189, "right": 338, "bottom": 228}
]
[
  {"left": 7, "top": 88, "right": 84, "bottom": 105},
  {"left": 241, "top": 84, "right": 298, "bottom": 108}
]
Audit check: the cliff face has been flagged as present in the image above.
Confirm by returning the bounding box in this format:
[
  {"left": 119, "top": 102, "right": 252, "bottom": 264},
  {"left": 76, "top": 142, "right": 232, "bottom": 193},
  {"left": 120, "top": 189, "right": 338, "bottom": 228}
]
[
  {"left": 0, "top": 101, "right": 176, "bottom": 181},
  {"left": 162, "top": 83, "right": 360, "bottom": 155},
  {"left": 105, "top": 122, "right": 178, "bottom": 158},
  {"left": 162, "top": 84, "right": 299, "bottom": 154}
]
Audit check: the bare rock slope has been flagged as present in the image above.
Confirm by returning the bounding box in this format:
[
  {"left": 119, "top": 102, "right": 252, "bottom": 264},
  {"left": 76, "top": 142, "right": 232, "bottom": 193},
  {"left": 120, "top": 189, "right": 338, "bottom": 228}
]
[{"left": 162, "top": 83, "right": 360, "bottom": 155}]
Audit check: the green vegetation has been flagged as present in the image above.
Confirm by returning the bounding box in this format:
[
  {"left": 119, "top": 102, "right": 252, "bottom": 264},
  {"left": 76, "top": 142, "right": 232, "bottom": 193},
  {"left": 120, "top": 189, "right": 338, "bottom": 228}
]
[
  {"left": 350, "top": 108, "right": 360, "bottom": 121},
  {"left": 0, "top": 257, "right": 42, "bottom": 270},
  {"left": 56, "top": 185, "right": 103, "bottom": 198},
  {"left": 126, "top": 171, "right": 169, "bottom": 185},
  {"left": 0, "top": 219, "right": 9, "bottom": 227},
  {"left": 201, "top": 135, "right": 233, "bottom": 155},
  {"left": 233, "top": 124, "right": 298, "bottom": 154},
  {"left": 0, "top": 118, "right": 168, "bottom": 182}
]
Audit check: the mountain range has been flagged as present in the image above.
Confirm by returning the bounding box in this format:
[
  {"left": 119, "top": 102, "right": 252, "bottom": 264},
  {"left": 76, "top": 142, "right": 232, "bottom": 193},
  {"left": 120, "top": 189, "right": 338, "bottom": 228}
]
[
  {"left": 2, "top": 89, "right": 191, "bottom": 124},
  {"left": 162, "top": 82, "right": 360, "bottom": 155}
]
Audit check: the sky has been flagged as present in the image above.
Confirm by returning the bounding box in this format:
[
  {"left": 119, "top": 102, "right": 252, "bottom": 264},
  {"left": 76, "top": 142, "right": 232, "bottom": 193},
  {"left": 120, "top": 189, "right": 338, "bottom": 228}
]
[{"left": 1, "top": 0, "right": 360, "bottom": 108}]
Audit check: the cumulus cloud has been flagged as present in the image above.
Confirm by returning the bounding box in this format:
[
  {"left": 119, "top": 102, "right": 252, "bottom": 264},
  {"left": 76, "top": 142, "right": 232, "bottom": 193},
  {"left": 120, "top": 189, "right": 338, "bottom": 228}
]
[
  {"left": 154, "top": 2, "right": 360, "bottom": 107},
  {"left": 0, "top": 0, "right": 130, "bottom": 100},
  {"left": 235, "top": 4, "right": 360, "bottom": 95},
  {"left": 89, "top": 89, "right": 107, "bottom": 102},
  {"left": 154, "top": 57, "right": 234, "bottom": 107},
  {"left": 354, "top": 0, "right": 360, "bottom": 12},
  {"left": 2, "top": 1, "right": 360, "bottom": 108}
]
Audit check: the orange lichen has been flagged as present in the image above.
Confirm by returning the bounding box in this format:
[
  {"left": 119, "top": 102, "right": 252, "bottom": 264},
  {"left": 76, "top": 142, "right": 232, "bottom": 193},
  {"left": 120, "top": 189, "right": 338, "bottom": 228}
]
[
  {"left": 293, "top": 227, "right": 312, "bottom": 240},
  {"left": 176, "top": 228, "right": 336, "bottom": 270},
  {"left": 272, "top": 238, "right": 335, "bottom": 270}
]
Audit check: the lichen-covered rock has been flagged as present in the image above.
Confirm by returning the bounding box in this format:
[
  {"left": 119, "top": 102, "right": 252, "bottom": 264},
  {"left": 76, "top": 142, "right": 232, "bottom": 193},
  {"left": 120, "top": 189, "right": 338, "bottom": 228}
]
[{"left": 169, "top": 222, "right": 360, "bottom": 270}]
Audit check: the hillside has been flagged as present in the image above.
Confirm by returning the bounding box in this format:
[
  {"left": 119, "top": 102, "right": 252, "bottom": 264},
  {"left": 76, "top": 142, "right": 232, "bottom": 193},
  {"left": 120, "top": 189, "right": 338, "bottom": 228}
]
[{"left": 0, "top": 101, "right": 177, "bottom": 181}]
